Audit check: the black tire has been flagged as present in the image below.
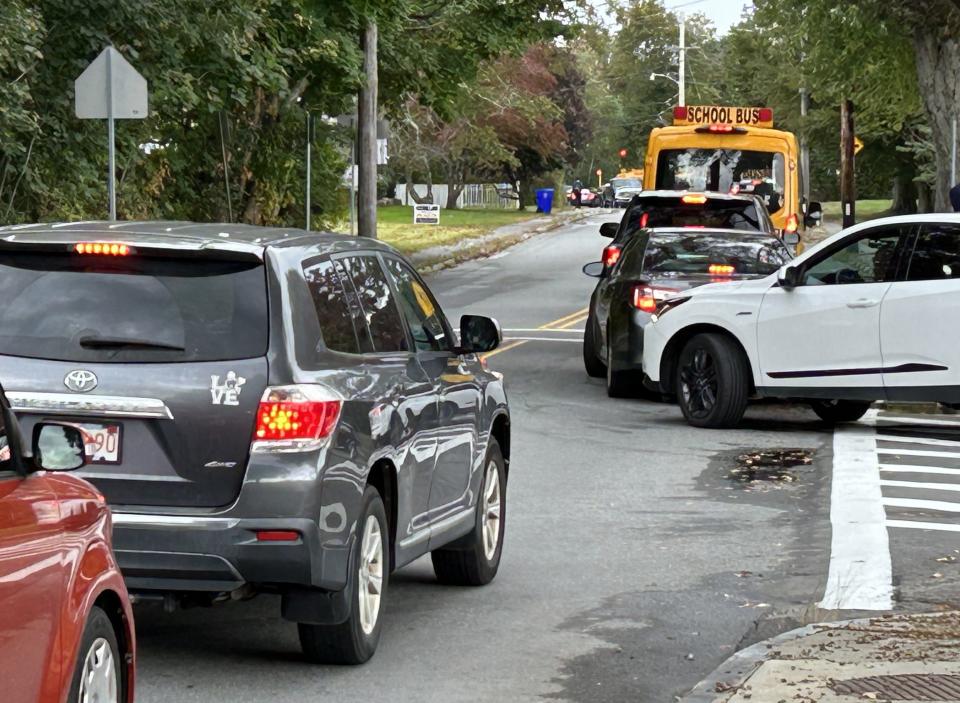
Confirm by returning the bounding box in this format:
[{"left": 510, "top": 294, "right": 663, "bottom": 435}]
[
  {"left": 432, "top": 439, "right": 506, "bottom": 586},
  {"left": 810, "top": 399, "right": 872, "bottom": 424},
  {"left": 582, "top": 315, "right": 606, "bottom": 378},
  {"left": 67, "top": 605, "right": 123, "bottom": 703},
  {"left": 299, "top": 486, "right": 388, "bottom": 665},
  {"left": 676, "top": 333, "right": 749, "bottom": 428}
]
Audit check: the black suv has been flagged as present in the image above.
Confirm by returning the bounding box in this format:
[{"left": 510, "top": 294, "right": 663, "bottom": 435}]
[{"left": 0, "top": 221, "right": 511, "bottom": 665}]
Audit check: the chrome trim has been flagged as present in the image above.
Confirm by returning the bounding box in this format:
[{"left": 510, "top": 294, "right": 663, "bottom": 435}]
[
  {"left": 112, "top": 513, "right": 240, "bottom": 528},
  {"left": 8, "top": 392, "right": 174, "bottom": 419}
]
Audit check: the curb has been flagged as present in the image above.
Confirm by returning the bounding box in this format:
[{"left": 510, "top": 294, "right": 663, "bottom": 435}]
[
  {"left": 411, "top": 208, "right": 595, "bottom": 274},
  {"left": 681, "top": 616, "right": 879, "bottom": 702}
]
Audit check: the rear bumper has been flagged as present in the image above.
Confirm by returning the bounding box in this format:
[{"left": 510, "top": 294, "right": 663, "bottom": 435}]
[
  {"left": 112, "top": 513, "right": 351, "bottom": 593},
  {"left": 642, "top": 320, "right": 669, "bottom": 387}
]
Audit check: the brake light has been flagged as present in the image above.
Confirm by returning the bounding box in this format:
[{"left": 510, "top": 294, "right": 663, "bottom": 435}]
[
  {"left": 708, "top": 264, "right": 736, "bottom": 275},
  {"left": 709, "top": 124, "right": 734, "bottom": 133},
  {"left": 673, "top": 106, "right": 688, "bottom": 121},
  {"left": 252, "top": 385, "right": 342, "bottom": 452},
  {"left": 785, "top": 213, "right": 799, "bottom": 234},
  {"left": 74, "top": 242, "right": 130, "bottom": 256},
  {"left": 640, "top": 212, "right": 649, "bottom": 228},
  {"left": 632, "top": 285, "right": 680, "bottom": 313},
  {"left": 255, "top": 530, "right": 301, "bottom": 542},
  {"left": 758, "top": 108, "right": 773, "bottom": 123},
  {"left": 682, "top": 194, "right": 708, "bottom": 205},
  {"left": 602, "top": 245, "right": 622, "bottom": 268}
]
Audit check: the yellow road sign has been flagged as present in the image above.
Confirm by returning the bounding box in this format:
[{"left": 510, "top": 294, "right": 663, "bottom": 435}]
[{"left": 854, "top": 136, "right": 864, "bottom": 155}]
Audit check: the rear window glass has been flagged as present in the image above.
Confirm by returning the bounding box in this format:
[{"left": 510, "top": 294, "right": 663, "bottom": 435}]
[
  {"left": 623, "top": 197, "right": 764, "bottom": 237},
  {"left": 642, "top": 234, "right": 790, "bottom": 276},
  {"left": 0, "top": 253, "right": 268, "bottom": 362},
  {"left": 302, "top": 258, "right": 361, "bottom": 354}
]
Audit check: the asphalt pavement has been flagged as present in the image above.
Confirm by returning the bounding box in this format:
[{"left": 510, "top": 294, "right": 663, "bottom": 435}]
[{"left": 133, "top": 211, "right": 959, "bottom": 703}]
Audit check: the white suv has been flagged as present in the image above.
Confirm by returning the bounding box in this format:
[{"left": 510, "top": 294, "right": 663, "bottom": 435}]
[{"left": 643, "top": 214, "right": 960, "bottom": 427}]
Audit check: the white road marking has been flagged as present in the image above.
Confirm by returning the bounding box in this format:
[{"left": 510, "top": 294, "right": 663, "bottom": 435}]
[
  {"left": 876, "top": 447, "right": 960, "bottom": 459},
  {"left": 879, "top": 479, "right": 960, "bottom": 492},
  {"left": 502, "top": 337, "right": 583, "bottom": 343},
  {"left": 886, "top": 519, "right": 960, "bottom": 533},
  {"left": 820, "top": 416, "right": 894, "bottom": 611},
  {"left": 877, "top": 434, "right": 960, "bottom": 448},
  {"left": 880, "top": 464, "right": 960, "bottom": 476},
  {"left": 882, "top": 497, "right": 960, "bottom": 513},
  {"left": 876, "top": 415, "right": 960, "bottom": 427},
  {"left": 502, "top": 328, "right": 584, "bottom": 333}
]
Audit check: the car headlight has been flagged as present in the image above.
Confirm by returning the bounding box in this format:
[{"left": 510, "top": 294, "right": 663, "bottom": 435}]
[{"left": 651, "top": 296, "right": 690, "bottom": 322}]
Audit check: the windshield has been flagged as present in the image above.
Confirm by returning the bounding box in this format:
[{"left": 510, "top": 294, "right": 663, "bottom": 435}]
[
  {"left": 0, "top": 253, "right": 268, "bottom": 362},
  {"left": 642, "top": 234, "right": 790, "bottom": 276},
  {"left": 612, "top": 178, "right": 641, "bottom": 189},
  {"left": 655, "top": 149, "right": 786, "bottom": 213}
]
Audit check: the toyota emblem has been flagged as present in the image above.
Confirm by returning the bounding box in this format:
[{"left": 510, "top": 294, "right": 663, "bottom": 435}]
[{"left": 64, "top": 369, "right": 98, "bottom": 393}]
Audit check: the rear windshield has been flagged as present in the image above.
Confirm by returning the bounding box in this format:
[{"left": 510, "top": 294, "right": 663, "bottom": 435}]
[
  {"left": 0, "top": 253, "right": 268, "bottom": 362},
  {"left": 642, "top": 234, "right": 790, "bottom": 276},
  {"left": 624, "top": 197, "right": 765, "bottom": 236},
  {"left": 655, "top": 149, "right": 786, "bottom": 213}
]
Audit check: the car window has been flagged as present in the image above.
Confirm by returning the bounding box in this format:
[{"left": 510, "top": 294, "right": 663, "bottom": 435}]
[
  {"left": 642, "top": 234, "right": 790, "bottom": 276},
  {"left": 804, "top": 228, "right": 907, "bottom": 285},
  {"left": 383, "top": 256, "right": 452, "bottom": 353},
  {"left": 338, "top": 254, "right": 409, "bottom": 353},
  {"left": 905, "top": 224, "right": 960, "bottom": 281},
  {"left": 302, "top": 258, "right": 361, "bottom": 354}
]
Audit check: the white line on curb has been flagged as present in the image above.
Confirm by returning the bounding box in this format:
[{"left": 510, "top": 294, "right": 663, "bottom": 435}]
[{"left": 820, "top": 414, "right": 894, "bottom": 611}]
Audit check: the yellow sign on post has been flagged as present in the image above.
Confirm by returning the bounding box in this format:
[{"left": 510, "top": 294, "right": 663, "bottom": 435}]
[{"left": 854, "top": 136, "right": 865, "bottom": 155}]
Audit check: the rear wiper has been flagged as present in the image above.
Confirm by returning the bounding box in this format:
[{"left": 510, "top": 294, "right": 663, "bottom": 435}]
[{"left": 79, "top": 336, "right": 185, "bottom": 352}]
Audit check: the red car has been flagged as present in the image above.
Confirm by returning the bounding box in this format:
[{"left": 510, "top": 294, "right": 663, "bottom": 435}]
[{"left": 0, "top": 386, "right": 135, "bottom": 703}]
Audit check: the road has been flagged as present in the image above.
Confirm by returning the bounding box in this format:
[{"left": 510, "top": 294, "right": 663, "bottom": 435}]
[{"left": 134, "top": 211, "right": 959, "bottom": 702}]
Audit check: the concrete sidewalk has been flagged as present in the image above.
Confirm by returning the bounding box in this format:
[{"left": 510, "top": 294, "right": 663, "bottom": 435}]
[{"left": 685, "top": 612, "right": 960, "bottom": 702}]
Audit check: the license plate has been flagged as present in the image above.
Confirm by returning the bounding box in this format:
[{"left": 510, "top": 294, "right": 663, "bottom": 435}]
[{"left": 72, "top": 423, "right": 123, "bottom": 464}]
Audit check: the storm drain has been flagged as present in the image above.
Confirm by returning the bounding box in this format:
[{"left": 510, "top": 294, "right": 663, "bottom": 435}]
[{"left": 830, "top": 674, "right": 960, "bottom": 701}]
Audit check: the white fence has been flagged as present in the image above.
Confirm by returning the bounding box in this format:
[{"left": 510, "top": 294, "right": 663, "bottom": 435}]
[{"left": 394, "top": 183, "right": 520, "bottom": 209}]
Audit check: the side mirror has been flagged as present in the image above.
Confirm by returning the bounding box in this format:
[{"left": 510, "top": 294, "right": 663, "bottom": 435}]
[
  {"left": 783, "top": 231, "right": 800, "bottom": 248},
  {"left": 458, "top": 315, "right": 502, "bottom": 354},
  {"left": 805, "top": 201, "right": 823, "bottom": 227},
  {"left": 582, "top": 261, "right": 604, "bottom": 278},
  {"left": 777, "top": 264, "right": 803, "bottom": 290},
  {"left": 32, "top": 422, "right": 86, "bottom": 471},
  {"left": 599, "top": 222, "right": 618, "bottom": 238}
]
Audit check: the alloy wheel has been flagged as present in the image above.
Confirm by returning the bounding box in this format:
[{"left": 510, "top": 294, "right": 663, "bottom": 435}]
[
  {"left": 481, "top": 460, "right": 502, "bottom": 561},
  {"left": 78, "top": 637, "right": 117, "bottom": 703},
  {"left": 358, "top": 514, "right": 384, "bottom": 635},
  {"left": 680, "top": 348, "right": 718, "bottom": 418}
]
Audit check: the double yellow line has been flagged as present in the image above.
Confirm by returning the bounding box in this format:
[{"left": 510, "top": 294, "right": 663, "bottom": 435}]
[{"left": 482, "top": 307, "right": 589, "bottom": 360}]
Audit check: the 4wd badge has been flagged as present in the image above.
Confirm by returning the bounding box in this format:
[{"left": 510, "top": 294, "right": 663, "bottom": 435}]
[{"left": 210, "top": 372, "right": 246, "bottom": 406}]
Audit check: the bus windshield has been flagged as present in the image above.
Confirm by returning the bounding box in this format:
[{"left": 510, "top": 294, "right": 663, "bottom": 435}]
[{"left": 655, "top": 149, "right": 786, "bottom": 214}]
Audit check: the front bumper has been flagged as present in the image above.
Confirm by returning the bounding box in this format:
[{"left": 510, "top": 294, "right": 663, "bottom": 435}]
[{"left": 112, "top": 513, "right": 351, "bottom": 593}]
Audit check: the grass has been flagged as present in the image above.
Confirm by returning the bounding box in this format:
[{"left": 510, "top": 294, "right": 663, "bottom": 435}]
[
  {"left": 335, "top": 205, "right": 540, "bottom": 256},
  {"left": 821, "top": 199, "right": 893, "bottom": 222}
]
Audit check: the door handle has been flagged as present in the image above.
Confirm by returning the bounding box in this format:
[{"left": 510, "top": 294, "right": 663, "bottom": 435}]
[{"left": 847, "top": 298, "right": 879, "bottom": 309}]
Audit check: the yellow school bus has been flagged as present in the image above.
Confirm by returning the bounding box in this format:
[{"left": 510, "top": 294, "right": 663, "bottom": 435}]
[{"left": 644, "top": 106, "right": 816, "bottom": 238}]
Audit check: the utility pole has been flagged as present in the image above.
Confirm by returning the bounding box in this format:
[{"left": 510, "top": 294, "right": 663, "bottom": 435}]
[
  {"left": 357, "top": 20, "right": 378, "bottom": 239},
  {"left": 678, "top": 13, "right": 686, "bottom": 107},
  {"left": 799, "top": 88, "right": 811, "bottom": 204},
  {"left": 840, "top": 99, "right": 856, "bottom": 228},
  {"left": 304, "top": 112, "right": 312, "bottom": 231}
]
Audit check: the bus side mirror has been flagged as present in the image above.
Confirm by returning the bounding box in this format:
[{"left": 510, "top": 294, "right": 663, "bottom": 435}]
[{"left": 805, "top": 201, "right": 823, "bottom": 227}]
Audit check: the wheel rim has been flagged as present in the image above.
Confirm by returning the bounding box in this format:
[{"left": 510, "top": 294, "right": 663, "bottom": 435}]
[
  {"left": 481, "top": 461, "right": 502, "bottom": 561},
  {"left": 679, "top": 347, "right": 718, "bottom": 418},
  {"left": 358, "top": 514, "right": 383, "bottom": 635},
  {"left": 78, "top": 636, "right": 117, "bottom": 703}
]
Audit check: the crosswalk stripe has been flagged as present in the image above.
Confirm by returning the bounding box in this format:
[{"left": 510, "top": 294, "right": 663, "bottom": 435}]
[
  {"left": 880, "top": 479, "right": 960, "bottom": 492},
  {"left": 886, "top": 519, "right": 960, "bottom": 533},
  {"left": 876, "top": 447, "right": 960, "bottom": 459},
  {"left": 880, "top": 464, "right": 960, "bottom": 476},
  {"left": 876, "top": 415, "right": 960, "bottom": 427},
  {"left": 877, "top": 434, "right": 960, "bottom": 448},
  {"left": 882, "top": 497, "right": 960, "bottom": 512}
]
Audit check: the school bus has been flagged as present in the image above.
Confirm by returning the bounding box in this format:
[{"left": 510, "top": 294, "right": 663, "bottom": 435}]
[{"left": 643, "top": 106, "right": 819, "bottom": 239}]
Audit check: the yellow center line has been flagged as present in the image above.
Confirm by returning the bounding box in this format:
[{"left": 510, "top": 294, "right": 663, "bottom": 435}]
[
  {"left": 538, "top": 307, "right": 589, "bottom": 330},
  {"left": 482, "top": 307, "right": 589, "bottom": 360}
]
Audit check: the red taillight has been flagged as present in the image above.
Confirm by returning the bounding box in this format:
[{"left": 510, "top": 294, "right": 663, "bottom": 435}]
[
  {"left": 682, "top": 194, "right": 708, "bottom": 205},
  {"left": 785, "top": 213, "right": 799, "bottom": 233},
  {"left": 673, "top": 106, "right": 688, "bottom": 122},
  {"left": 640, "top": 212, "right": 649, "bottom": 228},
  {"left": 708, "top": 264, "right": 736, "bottom": 275},
  {"left": 75, "top": 242, "right": 130, "bottom": 256},
  {"left": 758, "top": 107, "right": 773, "bottom": 123},
  {"left": 709, "top": 124, "right": 734, "bottom": 133},
  {"left": 603, "top": 245, "right": 622, "bottom": 268},
  {"left": 252, "top": 385, "right": 342, "bottom": 451},
  {"left": 255, "top": 530, "right": 301, "bottom": 542},
  {"left": 632, "top": 285, "right": 680, "bottom": 313}
]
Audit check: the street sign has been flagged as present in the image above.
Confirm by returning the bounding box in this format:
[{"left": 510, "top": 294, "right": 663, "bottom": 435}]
[
  {"left": 75, "top": 47, "right": 148, "bottom": 221},
  {"left": 854, "top": 136, "right": 865, "bottom": 155},
  {"left": 413, "top": 204, "right": 440, "bottom": 225}
]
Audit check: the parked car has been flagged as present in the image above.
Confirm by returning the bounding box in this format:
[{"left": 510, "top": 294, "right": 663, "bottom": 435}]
[
  {"left": 601, "top": 177, "right": 643, "bottom": 208},
  {"left": 0, "top": 384, "right": 135, "bottom": 703},
  {"left": 596, "top": 190, "right": 778, "bottom": 275},
  {"left": 582, "top": 229, "right": 792, "bottom": 396},
  {"left": 0, "top": 221, "right": 510, "bottom": 665},
  {"left": 569, "top": 188, "right": 599, "bottom": 207},
  {"left": 643, "top": 215, "right": 960, "bottom": 427}
]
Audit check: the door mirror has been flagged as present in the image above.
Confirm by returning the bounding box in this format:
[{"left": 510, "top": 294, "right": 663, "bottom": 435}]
[
  {"left": 805, "top": 201, "right": 823, "bottom": 227},
  {"left": 32, "top": 423, "right": 86, "bottom": 472},
  {"left": 777, "top": 264, "right": 803, "bottom": 289},
  {"left": 599, "top": 222, "right": 618, "bottom": 238},
  {"left": 783, "top": 230, "right": 800, "bottom": 248},
  {"left": 582, "top": 261, "right": 604, "bottom": 278},
  {"left": 458, "top": 315, "right": 502, "bottom": 354}
]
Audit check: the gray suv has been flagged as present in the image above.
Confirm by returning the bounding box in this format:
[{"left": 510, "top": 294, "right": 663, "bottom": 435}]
[{"left": 0, "top": 221, "right": 510, "bottom": 664}]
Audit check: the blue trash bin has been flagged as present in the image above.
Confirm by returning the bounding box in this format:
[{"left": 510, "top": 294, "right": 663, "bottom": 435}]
[{"left": 535, "top": 188, "right": 555, "bottom": 214}]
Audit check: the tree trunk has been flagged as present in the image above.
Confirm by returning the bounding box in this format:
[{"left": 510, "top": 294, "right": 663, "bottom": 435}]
[
  {"left": 918, "top": 181, "right": 934, "bottom": 213},
  {"left": 913, "top": 31, "right": 960, "bottom": 211},
  {"left": 445, "top": 167, "right": 464, "bottom": 209}
]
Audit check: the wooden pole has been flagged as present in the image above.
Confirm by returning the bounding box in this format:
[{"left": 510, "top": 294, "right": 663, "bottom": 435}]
[
  {"left": 357, "top": 21, "right": 378, "bottom": 239},
  {"left": 840, "top": 99, "right": 856, "bottom": 228}
]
